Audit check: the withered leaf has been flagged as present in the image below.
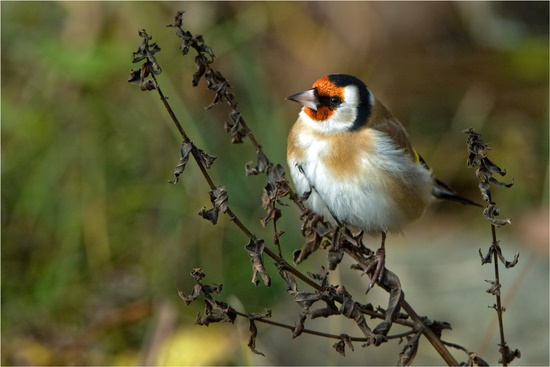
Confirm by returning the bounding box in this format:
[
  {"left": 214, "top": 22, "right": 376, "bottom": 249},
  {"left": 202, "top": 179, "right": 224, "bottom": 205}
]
[
  {"left": 202, "top": 283, "right": 223, "bottom": 295},
  {"left": 128, "top": 69, "right": 142, "bottom": 84},
  {"left": 265, "top": 164, "right": 286, "bottom": 191},
  {"left": 170, "top": 11, "right": 216, "bottom": 64},
  {"left": 198, "top": 206, "right": 219, "bottom": 225},
  {"left": 477, "top": 181, "right": 491, "bottom": 202},
  {"left": 308, "top": 266, "right": 329, "bottom": 287},
  {"left": 504, "top": 252, "right": 520, "bottom": 268},
  {"left": 198, "top": 206, "right": 219, "bottom": 224},
  {"left": 168, "top": 10, "right": 184, "bottom": 28},
  {"left": 277, "top": 262, "right": 298, "bottom": 293},
  {"left": 485, "top": 279, "right": 501, "bottom": 296},
  {"left": 198, "top": 186, "right": 229, "bottom": 225},
  {"left": 205, "top": 295, "right": 228, "bottom": 314},
  {"left": 211, "top": 186, "right": 229, "bottom": 213},
  {"left": 464, "top": 129, "right": 514, "bottom": 224},
  {"left": 397, "top": 329, "right": 422, "bottom": 366},
  {"left": 293, "top": 291, "right": 322, "bottom": 311},
  {"left": 179, "top": 36, "right": 193, "bottom": 56},
  {"left": 373, "top": 268, "right": 403, "bottom": 336},
  {"left": 206, "top": 93, "right": 223, "bottom": 110},
  {"left": 293, "top": 232, "right": 322, "bottom": 265},
  {"left": 245, "top": 238, "right": 271, "bottom": 286},
  {"left": 190, "top": 268, "right": 206, "bottom": 281},
  {"left": 423, "top": 318, "right": 452, "bottom": 338},
  {"left": 327, "top": 244, "right": 344, "bottom": 271},
  {"left": 139, "top": 79, "right": 158, "bottom": 91},
  {"left": 203, "top": 70, "right": 229, "bottom": 110},
  {"left": 292, "top": 312, "right": 307, "bottom": 338},
  {"left": 129, "top": 29, "right": 162, "bottom": 92},
  {"left": 229, "top": 110, "right": 241, "bottom": 124},
  {"left": 178, "top": 285, "right": 202, "bottom": 305},
  {"left": 339, "top": 296, "right": 386, "bottom": 347},
  {"left": 262, "top": 164, "right": 289, "bottom": 209},
  {"left": 294, "top": 214, "right": 335, "bottom": 264},
  {"left": 482, "top": 156, "right": 507, "bottom": 176},
  {"left": 192, "top": 58, "right": 206, "bottom": 87},
  {"left": 245, "top": 150, "right": 270, "bottom": 176},
  {"left": 498, "top": 346, "right": 521, "bottom": 364},
  {"left": 483, "top": 204, "right": 512, "bottom": 227},
  {"left": 341, "top": 334, "right": 354, "bottom": 351},
  {"left": 224, "top": 120, "right": 247, "bottom": 144},
  {"left": 479, "top": 244, "right": 519, "bottom": 268},
  {"left": 171, "top": 142, "right": 193, "bottom": 184},
  {"left": 479, "top": 247, "right": 492, "bottom": 265},
  {"left": 194, "top": 294, "right": 234, "bottom": 327},
  {"left": 247, "top": 309, "right": 272, "bottom": 320},
  {"left": 204, "top": 69, "right": 227, "bottom": 90},
  {"left": 259, "top": 206, "right": 281, "bottom": 228},
  {"left": 247, "top": 320, "right": 265, "bottom": 356},
  {"left": 226, "top": 307, "right": 237, "bottom": 324},
  {"left": 333, "top": 340, "right": 346, "bottom": 357},
  {"left": 490, "top": 176, "right": 514, "bottom": 188},
  {"left": 465, "top": 352, "right": 490, "bottom": 366},
  {"left": 310, "top": 302, "right": 339, "bottom": 319},
  {"left": 196, "top": 312, "right": 224, "bottom": 326},
  {"left": 196, "top": 147, "right": 217, "bottom": 169}
]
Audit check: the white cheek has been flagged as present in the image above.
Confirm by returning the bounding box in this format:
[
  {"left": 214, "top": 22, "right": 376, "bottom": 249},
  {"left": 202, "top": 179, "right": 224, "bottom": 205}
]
[{"left": 300, "top": 85, "right": 362, "bottom": 134}]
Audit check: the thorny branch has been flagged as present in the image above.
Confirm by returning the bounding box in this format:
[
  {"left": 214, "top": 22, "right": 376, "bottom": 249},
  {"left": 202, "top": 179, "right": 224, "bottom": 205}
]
[
  {"left": 127, "top": 12, "right": 490, "bottom": 365},
  {"left": 464, "top": 128, "right": 520, "bottom": 366}
]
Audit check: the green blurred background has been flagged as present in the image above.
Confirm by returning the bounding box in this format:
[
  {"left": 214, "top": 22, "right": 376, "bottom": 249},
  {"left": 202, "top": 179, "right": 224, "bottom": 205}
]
[{"left": 2, "top": 2, "right": 548, "bottom": 365}]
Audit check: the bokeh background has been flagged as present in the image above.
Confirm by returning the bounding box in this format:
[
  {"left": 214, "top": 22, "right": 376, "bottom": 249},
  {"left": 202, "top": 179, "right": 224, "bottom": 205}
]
[{"left": 2, "top": 1, "right": 548, "bottom": 365}]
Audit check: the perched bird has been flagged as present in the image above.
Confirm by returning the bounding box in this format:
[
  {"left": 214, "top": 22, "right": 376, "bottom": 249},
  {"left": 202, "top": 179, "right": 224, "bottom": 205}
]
[{"left": 286, "top": 74, "right": 479, "bottom": 290}]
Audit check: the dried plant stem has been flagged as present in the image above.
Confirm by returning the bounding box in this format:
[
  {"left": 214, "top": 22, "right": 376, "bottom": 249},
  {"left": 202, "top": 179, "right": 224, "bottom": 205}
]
[
  {"left": 131, "top": 24, "right": 473, "bottom": 366},
  {"left": 345, "top": 245, "right": 458, "bottom": 366},
  {"left": 464, "top": 128, "right": 518, "bottom": 365},
  {"left": 152, "top": 72, "right": 253, "bottom": 236},
  {"left": 491, "top": 224, "right": 508, "bottom": 366},
  {"left": 181, "top": 34, "right": 461, "bottom": 362},
  {"left": 149, "top": 71, "right": 326, "bottom": 291},
  {"left": 232, "top": 309, "right": 416, "bottom": 342},
  {"left": 401, "top": 301, "right": 459, "bottom": 366}
]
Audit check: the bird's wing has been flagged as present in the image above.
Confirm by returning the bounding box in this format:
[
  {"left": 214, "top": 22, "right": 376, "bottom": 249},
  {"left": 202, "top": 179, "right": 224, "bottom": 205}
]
[
  {"left": 368, "top": 99, "right": 480, "bottom": 206},
  {"left": 367, "top": 99, "right": 417, "bottom": 160}
]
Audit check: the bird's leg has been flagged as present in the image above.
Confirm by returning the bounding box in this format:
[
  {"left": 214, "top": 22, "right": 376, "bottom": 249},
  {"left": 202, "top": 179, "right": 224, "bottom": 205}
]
[{"left": 365, "top": 231, "right": 386, "bottom": 292}]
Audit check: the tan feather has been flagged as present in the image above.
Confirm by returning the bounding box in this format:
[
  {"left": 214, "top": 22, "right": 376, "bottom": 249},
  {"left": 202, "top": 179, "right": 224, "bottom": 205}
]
[{"left": 366, "top": 99, "right": 416, "bottom": 162}]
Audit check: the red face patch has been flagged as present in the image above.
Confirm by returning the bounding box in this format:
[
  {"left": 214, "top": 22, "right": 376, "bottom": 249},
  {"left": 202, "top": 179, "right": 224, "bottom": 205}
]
[{"left": 304, "top": 76, "right": 345, "bottom": 122}]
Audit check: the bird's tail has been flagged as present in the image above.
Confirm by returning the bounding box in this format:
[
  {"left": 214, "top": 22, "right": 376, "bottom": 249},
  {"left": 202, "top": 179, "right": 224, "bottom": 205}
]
[
  {"left": 415, "top": 151, "right": 481, "bottom": 207},
  {"left": 432, "top": 178, "right": 482, "bottom": 207}
]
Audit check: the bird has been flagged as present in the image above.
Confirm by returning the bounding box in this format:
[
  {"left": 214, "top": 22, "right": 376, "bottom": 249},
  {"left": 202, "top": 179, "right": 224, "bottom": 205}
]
[{"left": 286, "top": 74, "right": 479, "bottom": 290}]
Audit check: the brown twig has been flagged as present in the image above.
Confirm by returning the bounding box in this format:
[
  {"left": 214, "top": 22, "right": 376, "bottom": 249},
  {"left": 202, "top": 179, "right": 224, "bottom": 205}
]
[
  {"left": 232, "top": 308, "right": 416, "bottom": 342},
  {"left": 491, "top": 224, "right": 508, "bottom": 366}
]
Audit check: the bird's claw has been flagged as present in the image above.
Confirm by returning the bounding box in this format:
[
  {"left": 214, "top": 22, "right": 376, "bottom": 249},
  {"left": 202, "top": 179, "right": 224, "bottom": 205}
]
[
  {"left": 364, "top": 246, "right": 386, "bottom": 293},
  {"left": 300, "top": 209, "right": 322, "bottom": 235}
]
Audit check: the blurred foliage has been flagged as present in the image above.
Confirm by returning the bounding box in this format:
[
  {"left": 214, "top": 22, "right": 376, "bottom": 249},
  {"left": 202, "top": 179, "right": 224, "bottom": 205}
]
[{"left": 1, "top": 1, "right": 548, "bottom": 365}]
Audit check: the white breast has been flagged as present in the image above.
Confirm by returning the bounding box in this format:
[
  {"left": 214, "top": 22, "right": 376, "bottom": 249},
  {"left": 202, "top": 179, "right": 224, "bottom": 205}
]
[{"left": 288, "top": 125, "right": 433, "bottom": 234}]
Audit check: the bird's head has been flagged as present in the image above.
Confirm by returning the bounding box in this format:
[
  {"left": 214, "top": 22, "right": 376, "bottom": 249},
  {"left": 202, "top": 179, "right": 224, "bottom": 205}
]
[{"left": 287, "top": 74, "right": 373, "bottom": 133}]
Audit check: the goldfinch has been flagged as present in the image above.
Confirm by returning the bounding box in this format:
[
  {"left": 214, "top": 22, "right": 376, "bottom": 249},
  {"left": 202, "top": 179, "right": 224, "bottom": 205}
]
[{"left": 286, "top": 74, "right": 479, "bottom": 289}]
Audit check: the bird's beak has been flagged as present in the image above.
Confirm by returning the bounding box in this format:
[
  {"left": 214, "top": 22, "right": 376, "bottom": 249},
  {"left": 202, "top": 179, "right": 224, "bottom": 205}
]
[{"left": 286, "top": 89, "right": 319, "bottom": 111}]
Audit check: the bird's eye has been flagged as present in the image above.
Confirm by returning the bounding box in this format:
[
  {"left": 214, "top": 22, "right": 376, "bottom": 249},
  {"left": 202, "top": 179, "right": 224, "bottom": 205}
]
[{"left": 329, "top": 96, "right": 341, "bottom": 106}]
